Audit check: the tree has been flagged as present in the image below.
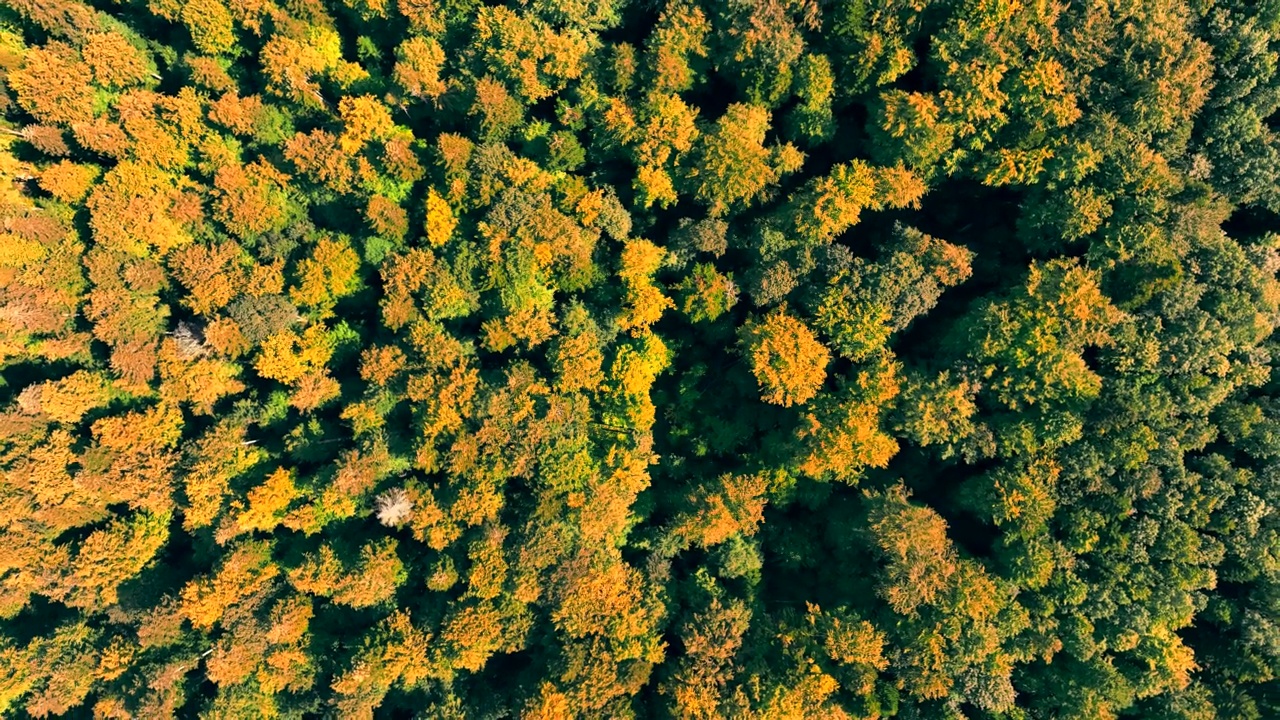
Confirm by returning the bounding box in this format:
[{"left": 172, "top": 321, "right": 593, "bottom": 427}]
[
  {"left": 287, "top": 539, "right": 406, "bottom": 608},
  {"left": 470, "top": 5, "right": 589, "bottom": 104},
  {"left": 157, "top": 336, "right": 245, "bottom": 411},
  {"left": 786, "top": 160, "right": 879, "bottom": 245},
  {"left": 168, "top": 241, "right": 248, "bottom": 316},
  {"left": 226, "top": 293, "right": 299, "bottom": 345},
  {"left": 4, "top": 621, "right": 102, "bottom": 717},
  {"left": 670, "top": 473, "right": 768, "bottom": 549},
  {"left": 676, "top": 262, "right": 737, "bottom": 323},
  {"left": 712, "top": 0, "right": 809, "bottom": 107},
  {"left": 812, "top": 224, "right": 972, "bottom": 361},
  {"left": 180, "top": 0, "right": 236, "bottom": 56},
  {"left": 37, "top": 160, "right": 99, "bottom": 202},
  {"left": 617, "top": 93, "right": 701, "bottom": 209},
  {"left": 212, "top": 160, "right": 296, "bottom": 241},
  {"left": 254, "top": 325, "right": 334, "bottom": 385},
  {"left": 794, "top": 355, "right": 900, "bottom": 483},
  {"left": 659, "top": 580, "right": 751, "bottom": 719},
  {"left": 787, "top": 53, "right": 836, "bottom": 144},
  {"left": 867, "top": 90, "right": 956, "bottom": 176},
  {"left": 893, "top": 369, "right": 980, "bottom": 456},
  {"left": 181, "top": 420, "right": 264, "bottom": 531},
  {"left": 394, "top": 36, "right": 446, "bottom": 102},
  {"left": 16, "top": 124, "right": 71, "bottom": 157},
  {"left": 57, "top": 510, "right": 169, "bottom": 609},
  {"left": 230, "top": 467, "right": 299, "bottom": 535},
  {"left": 331, "top": 610, "right": 435, "bottom": 715},
  {"left": 82, "top": 32, "right": 151, "bottom": 89},
  {"left": 260, "top": 27, "right": 367, "bottom": 108},
  {"left": 80, "top": 403, "right": 183, "bottom": 512},
  {"left": 180, "top": 540, "right": 280, "bottom": 630},
  {"left": 87, "top": 161, "right": 191, "bottom": 256},
  {"left": 338, "top": 95, "right": 396, "bottom": 154},
  {"left": 686, "top": 104, "right": 799, "bottom": 216},
  {"left": 959, "top": 259, "right": 1121, "bottom": 414},
  {"left": 639, "top": 2, "right": 709, "bottom": 96},
  {"left": 289, "top": 235, "right": 362, "bottom": 315},
  {"left": 7, "top": 43, "right": 97, "bottom": 125},
  {"left": 16, "top": 370, "right": 114, "bottom": 424},
  {"left": 549, "top": 303, "right": 605, "bottom": 392},
  {"left": 374, "top": 488, "right": 414, "bottom": 527},
  {"left": 740, "top": 309, "right": 830, "bottom": 407},
  {"left": 617, "top": 238, "right": 673, "bottom": 334},
  {"left": 825, "top": 0, "right": 926, "bottom": 97}
]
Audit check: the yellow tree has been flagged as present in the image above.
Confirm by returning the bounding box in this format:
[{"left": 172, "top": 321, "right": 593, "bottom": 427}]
[
  {"left": 211, "top": 160, "right": 294, "bottom": 241},
  {"left": 181, "top": 420, "right": 264, "bottom": 531},
  {"left": 180, "top": 0, "right": 236, "bottom": 55},
  {"left": 331, "top": 610, "right": 435, "bottom": 716},
  {"left": 254, "top": 325, "right": 334, "bottom": 385},
  {"left": 167, "top": 241, "right": 249, "bottom": 316},
  {"left": 796, "top": 356, "right": 901, "bottom": 483},
  {"left": 37, "top": 161, "right": 99, "bottom": 202},
  {"left": 180, "top": 540, "right": 280, "bottom": 630},
  {"left": 394, "top": 36, "right": 446, "bottom": 102},
  {"left": 259, "top": 27, "right": 367, "bottom": 108},
  {"left": 740, "top": 309, "right": 830, "bottom": 407},
  {"left": 56, "top": 510, "right": 170, "bottom": 610},
  {"left": 686, "top": 103, "right": 800, "bottom": 216},
  {"left": 617, "top": 239, "right": 673, "bottom": 334},
  {"left": 81, "top": 403, "right": 183, "bottom": 513},
  {"left": 86, "top": 161, "right": 191, "bottom": 256},
  {"left": 670, "top": 474, "right": 769, "bottom": 549},
  {"left": 82, "top": 32, "right": 151, "bottom": 89},
  {"left": 7, "top": 42, "right": 97, "bottom": 126},
  {"left": 602, "top": 331, "right": 670, "bottom": 432},
  {"left": 157, "top": 338, "right": 246, "bottom": 413},
  {"left": 289, "top": 235, "right": 362, "bottom": 316},
  {"left": 16, "top": 370, "right": 114, "bottom": 424},
  {"left": 644, "top": 1, "right": 711, "bottom": 95},
  {"left": 287, "top": 539, "right": 406, "bottom": 609},
  {"left": 337, "top": 95, "right": 396, "bottom": 154},
  {"left": 228, "top": 467, "right": 300, "bottom": 537},
  {"left": 549, "top": 304, "right": 605, "bottom": 392}
]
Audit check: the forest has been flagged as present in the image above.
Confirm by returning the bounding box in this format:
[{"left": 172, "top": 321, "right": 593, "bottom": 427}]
[{"left": 0, "top": 0, "right": 1279, "bottom": 717}]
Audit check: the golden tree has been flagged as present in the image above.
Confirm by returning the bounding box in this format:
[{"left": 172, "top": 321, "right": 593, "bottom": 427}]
[{"left": 740, "top": 309, "right": 830, "bottom": 407}]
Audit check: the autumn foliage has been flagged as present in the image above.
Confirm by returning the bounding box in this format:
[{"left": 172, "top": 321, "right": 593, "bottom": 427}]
[{"left": 0, "top": 1, "right": 1278, "bottom": 719}]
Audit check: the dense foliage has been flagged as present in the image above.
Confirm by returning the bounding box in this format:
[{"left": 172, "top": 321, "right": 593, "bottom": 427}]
[{"left": 1, "top": 0, "right": 1279, "bottom": 718}]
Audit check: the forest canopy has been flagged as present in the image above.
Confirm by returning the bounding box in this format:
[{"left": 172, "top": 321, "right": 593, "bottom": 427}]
[{"left": 1, "top": 0, "right": 1279, "bottom": 718}]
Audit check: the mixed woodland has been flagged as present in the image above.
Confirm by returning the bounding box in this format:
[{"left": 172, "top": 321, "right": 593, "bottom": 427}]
[{"left": 1, "top": 0, "right": 1280, "bottom": 718}]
